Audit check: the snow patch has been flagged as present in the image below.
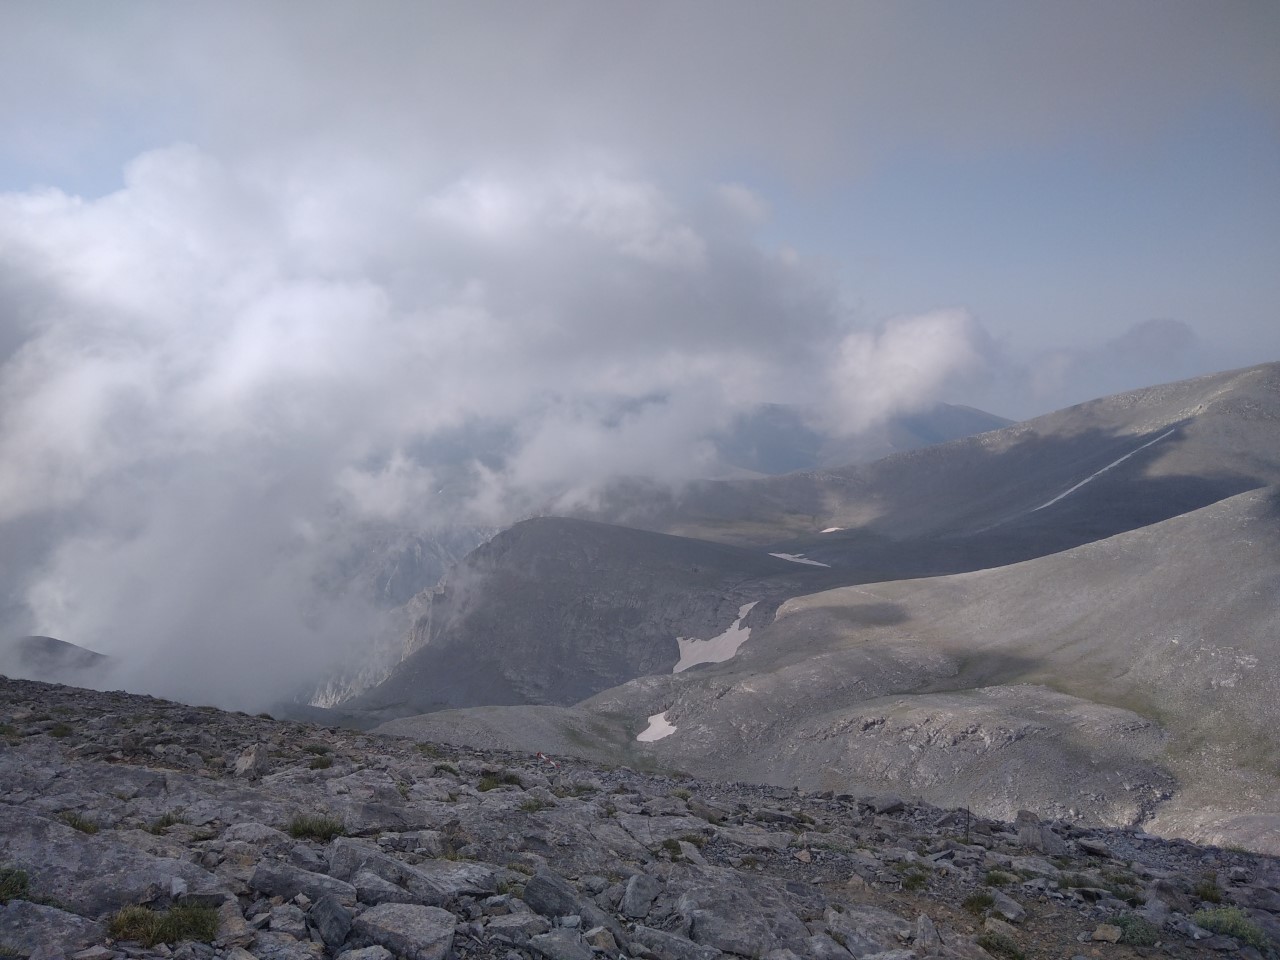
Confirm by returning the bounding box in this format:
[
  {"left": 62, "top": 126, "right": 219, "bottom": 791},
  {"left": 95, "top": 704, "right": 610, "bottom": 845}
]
[
  {"left": 820, "top": 527, "right": 844, "bottom": 533},
  {"left": 674, "top": 601, "right": 758, "bottom": 673},
  {"left": 636, "top": 711, "right": 677, "bottom": 742},
  {"left": 1033, "top": 429, "right": 1175, "bottom": 512},
  {"left": 769, "top": 552, "right": 831, "bottom": 567}
]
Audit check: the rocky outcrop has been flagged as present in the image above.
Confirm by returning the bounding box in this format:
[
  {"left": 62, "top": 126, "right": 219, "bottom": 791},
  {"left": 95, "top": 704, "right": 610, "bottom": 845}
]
[{"left": 2, "top": 676, "right": 1278, "bottom": 960}]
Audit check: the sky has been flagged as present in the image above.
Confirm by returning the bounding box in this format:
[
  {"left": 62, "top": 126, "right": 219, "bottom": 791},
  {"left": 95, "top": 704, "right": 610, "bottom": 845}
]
[{"left": 0, "top": 1, "right": 1277, "bottom": 706}]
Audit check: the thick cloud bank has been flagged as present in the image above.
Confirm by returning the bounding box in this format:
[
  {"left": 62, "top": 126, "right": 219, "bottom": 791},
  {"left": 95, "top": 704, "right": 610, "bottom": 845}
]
[{"left": 0, "top": 146, "right": 989, "bottom": 707}]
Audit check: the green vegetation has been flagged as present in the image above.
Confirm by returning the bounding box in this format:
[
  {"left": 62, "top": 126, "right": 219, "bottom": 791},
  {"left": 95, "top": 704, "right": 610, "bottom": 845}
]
[
  {"left": 976, "top": 932, "right": 1024, "bottom": 960},
  {"left": 962, "top": 891, "right": 994, "bottom": 915},
  {"left": 147, "top": 809, "right": 189, "bottom": 835},
  {"left": 519, "top": 797, "right": 552, "bottom": 813},
  {"left": 900, "top": 867, "right": 928, "bottom": 891},
  {"left": 661, "top": 838, "right": 684, "bottom": 859},
  {"left": 415, "top": 742, "right": 443, "bottom": 758},
  {"left": 433, "top": 762, "right": 458, "bottom": 776},
  {"left": 309, "top": 755, "right": 333, "bottom": 770},
  {"left": 0, "top": 724, "right": 17, "bottom": 738},
  {"left": 47, "top": 723, "right": 73, "bottom": 739},
  {"left": 1193, "top": 876, "right": 1224, "bottom": 904},
  {"left": 287, "top": 814, "right": 345, "bottom": 841},
  {"left": 983, "top": 869, "right": 1017, "bottom": 887},
  {"left": 107, "top": 904, "right": 219, "bottom": 946},
  {"left": 672, "top": 788, "right": 691, "bottom": 800},
  {"left": 1192, "top": 906, "right": 1269, "bottom": 950},
  {"left": 0, "top": 868, "right": 29, "bottom": 904},
  {"left": 477, "top": 771, "right": 522, "bottom": 791},
  {"left": 59, "top": 812, "right": 99, "bottom": 834},
  {"left": 1112, "top": 912, "right": 1159, "bottom": 946},
  {"left": 302, "top": 743, "right": 331, "bottom": 755}
]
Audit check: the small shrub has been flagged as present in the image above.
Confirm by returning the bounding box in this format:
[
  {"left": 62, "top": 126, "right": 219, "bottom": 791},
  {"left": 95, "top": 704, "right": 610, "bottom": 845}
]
[
  {"left": 0, "top": 723, "right": 17, "bottom": 737},
  {"left": 59, "top": 812, "right": 99, "bottom": 834},
  {"left": 108, "top": 903, "right": 219, "bottom": 946},
  {"left": 287, "top": 814, "right": 345, "bottom": 841},
  {"left": 48, "top": 723, "right": 73, "bottom": 739},
  {"left": 679, "top": 833, "right": 708, "bottom": 849},
  {"left": 309, "top": 755, "right": 333, "bottom": 770},
  {"left": 672, "top": 789, "right": 691, "bottom": 801},
  {"left": 0, "top": 868, "right": 30, "bottom": 904},
  {"left": 147, "top": 810, "right": 188, "bottom": 835},
  {"left": 478, "top": 771, "right": 522, "bottom": 792},
  {"left": 416, "top": 742, "right": 442, "bottom": 758},
  {"left": 984, "top": 869, "right": 1016, "bottom": 887},
  {"left": 962, "top": 891, "right": 994, "bottom": 915},
  {"left": 1112, "top": 912, "right": 1159, "bottom": 946},
  {"left": 901, "top": 868, "right": 928, "bottom": 891},
  {"left": 505, "top": 861, "right": 535, "bottom": 875},
  {"left": 519, "top": 798, "right": 552, "bottom": 813},
  {"left": 256, "top": 712, "right": 273, "bottom": 720},
  {"left": 1192, "top": 906, "right": 1269, "bottom": 950},
  {"left": 661, "top": 838, "right": 683, "bottom": 859},
  {"left": 976, "top": 932, "right": 1025, "bottom": 960},
  {"left": 1193, "top": 876, "right": 1224, "bottom": 904},
  {"left": 433, "top": 762, "right": 458, "bottom": 776}
]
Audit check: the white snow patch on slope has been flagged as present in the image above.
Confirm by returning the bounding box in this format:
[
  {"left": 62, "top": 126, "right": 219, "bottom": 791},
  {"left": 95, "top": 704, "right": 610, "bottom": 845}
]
[
  {"left": 636, "top": 711, "right": 677, "bottom": 742},
  {"left": 674, "top": 601, "right": 759, "bottom": 673},
  {"left": 1033, "top": 429, "right": 1176, "bottom": 512},
  {"left": 821, "top": 527, "right": 844, "bottom": 533},
  {"left": 769, "top": 552, "right": 831, "bottom": 567}
]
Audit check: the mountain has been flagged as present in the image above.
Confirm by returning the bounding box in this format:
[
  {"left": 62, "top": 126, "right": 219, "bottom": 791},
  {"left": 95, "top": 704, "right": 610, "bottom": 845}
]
[
  {"left": 0, "top": 635, "right": 110, "bottom": 686},
  {"left": 710, "top": 401, "right": 1013, "bottom": 475},
  {"left": 349, "top": 362, "right": 1280, "bottom": 851},
  {"left": 346, "top": 518, "right": 831, "bottom": 721}
]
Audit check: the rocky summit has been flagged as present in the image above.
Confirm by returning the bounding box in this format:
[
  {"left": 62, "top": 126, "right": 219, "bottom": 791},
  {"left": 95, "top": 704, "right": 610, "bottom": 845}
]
[{"left": 2, "top": 678, "right": 1279, "bottom": 960}]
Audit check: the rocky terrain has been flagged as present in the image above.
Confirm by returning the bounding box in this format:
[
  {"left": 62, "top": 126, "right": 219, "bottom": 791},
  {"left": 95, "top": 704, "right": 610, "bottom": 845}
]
[{"left": 3, "top": 677, "right": 1279, "bottom": 960}]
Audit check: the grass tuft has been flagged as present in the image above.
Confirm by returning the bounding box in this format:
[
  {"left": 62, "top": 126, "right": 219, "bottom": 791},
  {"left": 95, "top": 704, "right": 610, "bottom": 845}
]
[
  {"left": 1193, "top": 876, "right": 1224, "bottom": 904},
  {"left": 0, "top": 868, "right": 30, "bottom": 904},
  {"left": 309, "top": 755, "right": 333, "bottom": 770},
  {"left": 287, "top": 814, "right": 345, "bottom": 841},
  {"left": 107, "top": 903, "right": 219, "bottom": 946},
  {"left": 1192, "top": 906, "right": 1269, "bottom": 950},
  {"left": 59, "top": 811, "right": 99, "bottom": 834},
  {"left": 983, "top": 869, "right": 1016, "bottom": 887},
  {"left": 1112, "top": 912, "right": 1159, "bottom": 946},
  {"left": 302, "top": 743, "right": 331, "bottom": 755},
  {"left": 519, "top": 797, "right": 553, "bottom": 813},
  {"left": 477, "top": 771, "right": 522, "bottom": 792},
  {"left": 147, "top": 810, "right": 189, "bottom": 835},
  {"left": 48, "top": 723, "right": 73, "bottom": 739},
  {"left": 976, "top": 932, "right": 1025, "bottom": 960},
  {"left": 962, "top": 891, "right": 994, "bottom": 915}
]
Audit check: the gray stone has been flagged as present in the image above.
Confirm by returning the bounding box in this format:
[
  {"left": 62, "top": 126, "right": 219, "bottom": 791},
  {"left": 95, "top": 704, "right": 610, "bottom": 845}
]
[
  {"left": 622, "top": 872, "right": 662, "bottom": 919},
  {"left": 233, "top": 743, "right": 271, "bottom": 778},
  {"left": 352, "top": 903, "right": 456, "bottom": 960},
  {"left": 0, "top": 901, "right": 105, "bottom": 954},
  {"left": 631, "top": 925, "right": 724, "bottom": 960},
  {"left": 914, "top": 914, "right": 941, "bottom": 956},
  {"left": 805, "top": 934, "right": 854, "bottom": 960},
  {"left": 250, "top": 930, "right": 327, "bottom": 959},
  {"left": 990, "top": 890, "right": 1025, "bottom": 924},
  {"left": 354, "top": 868, "right": 421, "bottom": 906},
  {"left": 309, "top": 892, "right": 354, "bottom": 947},
  {"left": 336, "top": 949, "right": 394, "bottom": 960},
  {"left": 270, "top": 902, "right": 309, "bottom": 939},
  {"left": 529, "top": 928, "right": 594, "bottom": 960},
  {"left": 250, "top": 860, "right": 358, "bottom": 907},
  {"left": 487, "top": 911, "right": 552, "bottom": 940},
  {"left": 223, "top": 821, "right": 289, "bottom": 844},
  {"left": 522, "top": 870, "right": 584, "bottom": 918}
]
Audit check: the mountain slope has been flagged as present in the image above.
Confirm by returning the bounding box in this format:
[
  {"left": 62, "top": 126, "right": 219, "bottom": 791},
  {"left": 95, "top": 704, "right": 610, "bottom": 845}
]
[
  {"left": 378, "top": 486, "right": 1280, "bottom": 851},
  {"left": 348, "top": 518, "right": 830, "bottom": 720}
]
